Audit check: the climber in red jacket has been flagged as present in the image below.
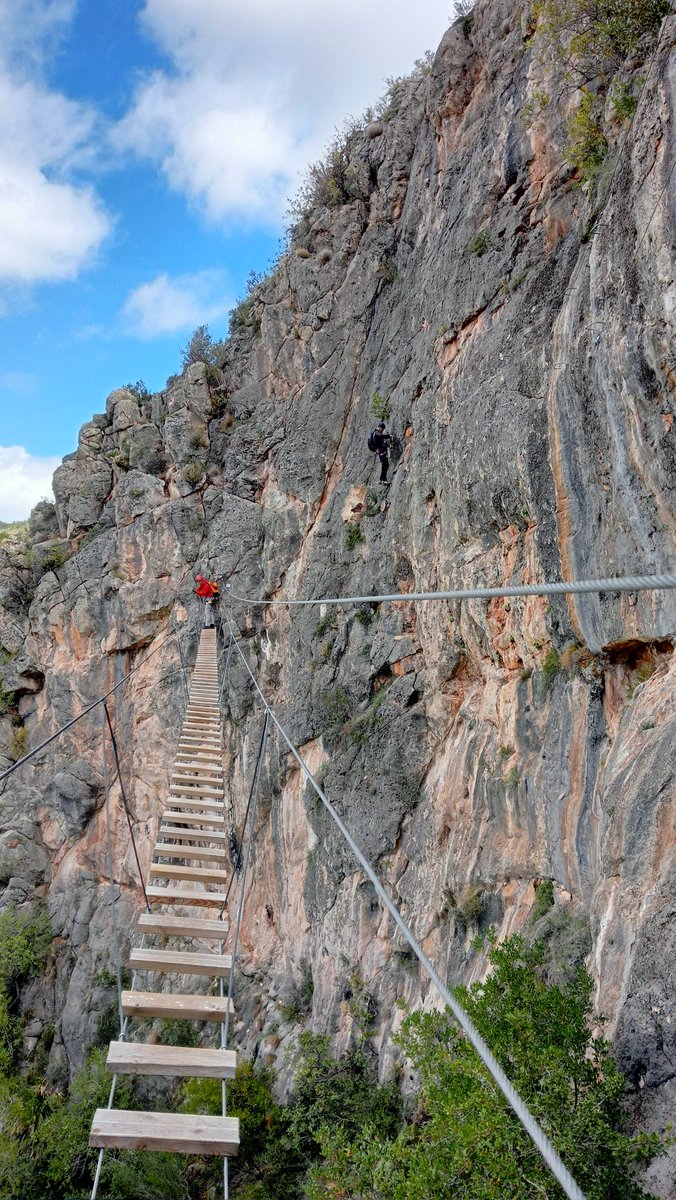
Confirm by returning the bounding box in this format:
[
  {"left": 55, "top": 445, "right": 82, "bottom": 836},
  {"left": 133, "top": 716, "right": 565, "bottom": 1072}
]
[{"left": 194, "top": 575, "right": 220, "bottom": 626}]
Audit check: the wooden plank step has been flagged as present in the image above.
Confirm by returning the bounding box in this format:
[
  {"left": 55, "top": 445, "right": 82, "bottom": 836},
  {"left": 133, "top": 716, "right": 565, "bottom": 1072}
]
[
  {"left": 173, "top": 759, "right": 222, "bottom": 768},
  {"left": 129, "top": 947, "right": 232, "bottom": 976},
  {"left": 147, "top": 884, "right": 225, "bottom": 907},
  {"left": 106, "top": 1040, "right": 237, "bottom": 1078},
  {"left": 160, "top": 812, "right": 225, "bottom": 829},
  {"left": 90, "top": 1108, "right": 239, "bottom": 1155},
  {"left": 159, "top": 825, "right": 226, "bottom": 843},
  {"left": 172, "top": 769, "right": 223, "bottom": 783},
  {"left": 154, "top": 842, "right": 227, "bottom": 862},
  {"left": 138, "top": 912, "right": 228, "bottom": 938},
  {"left": 149, "top": 862, "right": 228, "bottom": 884},
  {"left": 167, "top": 787, "right": 224, "bottom": 802},
  {"left": 122, "top": 990, "right": 232, "bottom": 1020},
  {"left": 179, "top": 735, "right": 221, "bottom": 745},
  {"left": 165, "top": 795, "right": 225, "bottom": 811}
]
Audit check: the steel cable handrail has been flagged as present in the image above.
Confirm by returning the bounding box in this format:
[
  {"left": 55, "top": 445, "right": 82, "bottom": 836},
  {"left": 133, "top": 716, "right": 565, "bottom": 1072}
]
[{"left": 222, "top": 609, "right": 588, "bottom": 1200}]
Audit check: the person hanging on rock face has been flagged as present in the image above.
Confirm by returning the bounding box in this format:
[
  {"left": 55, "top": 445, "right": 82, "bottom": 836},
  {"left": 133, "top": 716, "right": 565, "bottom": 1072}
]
[
  {"left": 368, "top": 421, "right": 393, "bottom": 485},
  {"left": 194, "top": 574, "right": 220, "bottom": 627}
]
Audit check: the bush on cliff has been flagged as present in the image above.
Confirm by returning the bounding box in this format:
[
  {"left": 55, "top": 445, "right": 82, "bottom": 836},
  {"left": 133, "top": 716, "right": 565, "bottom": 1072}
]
[{"left": 306, "top": 935, "right": 663, "bottom": 1200}]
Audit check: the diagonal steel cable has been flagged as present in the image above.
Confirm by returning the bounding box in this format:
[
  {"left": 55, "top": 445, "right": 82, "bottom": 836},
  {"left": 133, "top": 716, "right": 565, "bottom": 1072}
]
[{"left": 223, "top": 610, "right": 588, "bottom": 1200}]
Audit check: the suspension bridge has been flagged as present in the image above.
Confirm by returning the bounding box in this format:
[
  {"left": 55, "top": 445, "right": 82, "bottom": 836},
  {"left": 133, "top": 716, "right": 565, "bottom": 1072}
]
[{"left": 0, "top": 571, "right": 674, "bottom": 1200}]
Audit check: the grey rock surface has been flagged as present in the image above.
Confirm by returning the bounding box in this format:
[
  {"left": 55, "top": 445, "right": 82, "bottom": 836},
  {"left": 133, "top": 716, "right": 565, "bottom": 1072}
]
[{"left": 0, "top": 2, "right": 674, "bottom": 1191}]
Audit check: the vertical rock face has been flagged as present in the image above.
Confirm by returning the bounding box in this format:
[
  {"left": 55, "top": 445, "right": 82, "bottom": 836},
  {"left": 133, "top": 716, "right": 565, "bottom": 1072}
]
[{"left": 0, "top": 0, "right": 674, "bottom": 1187}]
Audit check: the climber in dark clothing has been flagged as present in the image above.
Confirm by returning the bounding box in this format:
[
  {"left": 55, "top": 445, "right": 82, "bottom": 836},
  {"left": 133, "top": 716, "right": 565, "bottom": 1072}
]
[{"left": 369, "top": 421, "right": 392, "bottom": 485}]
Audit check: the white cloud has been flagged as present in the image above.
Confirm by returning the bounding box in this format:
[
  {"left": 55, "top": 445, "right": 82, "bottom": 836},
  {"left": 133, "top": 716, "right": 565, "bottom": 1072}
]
[
  {"left": 115, "top": 0, "right": 450, "bottom": 226},
  {"left": 122, "top": 269, "right": 233, "bottom": 339},
  {"left": 0, "top": 3, "right": 112, "bottom": 285},
  {"left": 0, "top": 445, "right": 60, "bottom": 522},
  {"left": 0, "top": 371, "right": 39, "bottom": 394}
]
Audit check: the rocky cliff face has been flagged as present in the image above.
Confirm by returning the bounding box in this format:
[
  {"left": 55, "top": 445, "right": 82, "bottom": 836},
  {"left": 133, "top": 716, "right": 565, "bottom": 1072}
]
[{"left": 1, "top": 0, "right": 674, "bottom": 1191}]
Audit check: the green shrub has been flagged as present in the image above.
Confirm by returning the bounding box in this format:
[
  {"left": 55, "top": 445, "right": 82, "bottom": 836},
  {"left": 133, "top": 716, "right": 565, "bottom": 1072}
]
[
  {"left": 0, "top": 521, "right": 29, "bottom": 544},
  {"left": 610, "top": 79, "right": 638, "bottom": 119},
  {"left": 344, "top": 522, "right": 364, "bottom": 551},
  {"left": 371, "top": 391, "right": 390, "bottom": 421},
  {"left": 566, "top": 91, "right": 609, "bottom": 181},
  {"left": 355, "top": 605, "right": 373, "bottom": 628},
  {"left": 459, "top": 888, "right": 485, "bottom": 925},
  {"left": 0, "top": 904, "right": 52, "bottom": 1073},
  {"left": 314, "top": 613, "right": 336, "bottom": 638},
  {"left": 38, "top": 545, "right": 70, "bottom": 575},
  {"left": 468, "top": 227, "right": 496, "bottom": 255},
  {"left": 180, "top": 323, "right": 227, "bottom": 370},
  {"left": 504, "top": 764, "right": 520, "bottom": 786},
  {"left": 280, "top": 959, "right": 314, "bottom": 1021},
  {"left": 534, "top": 0, "right": 670, "bottom": 81},
  {"left": 158, "top": 1018, "right": 199, "bottom": 1047},
  {"left": 307, "top": 934, "right": 663, "bottom": 1200},
  {"left": 531, "top": 877, "right": 556, "bottom": 923},
  {"left": 0, "top": 681, "right": 16, "bottom": 716},
  {"left": 123, "top": 379, "right": 151, "bottom": 404},
  {"left": 541, "top": 646, "right": 561, "bottom": 687},
  {"left": 181, "top": 460, "right": 205, "bottom": 486}
]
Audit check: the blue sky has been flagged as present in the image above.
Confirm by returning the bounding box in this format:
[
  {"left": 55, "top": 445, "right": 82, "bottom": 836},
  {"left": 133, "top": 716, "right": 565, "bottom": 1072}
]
[{"left": 0, "top": 0, "right": 451, "bottom": 520}]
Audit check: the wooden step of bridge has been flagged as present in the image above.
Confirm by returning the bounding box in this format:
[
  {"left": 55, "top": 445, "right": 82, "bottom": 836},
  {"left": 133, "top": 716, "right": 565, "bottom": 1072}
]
[
  {"left": 121, "top": 990, "right": 233, "bottom": 1020},
  {"left": 106, "top": 1040, "right": 237, "bottom": 1078},
  {"left": 129, "top": 947, "right": 232, "bottom": 976},
  {"left": 146, "top": 884, "right": 226, "bottom": 907},
  {"left": 137, "top": 912, "right": 228, "bottom": 939},
  {"left": 90, "top": 1109, "right": 239, "bottom": 1155}
]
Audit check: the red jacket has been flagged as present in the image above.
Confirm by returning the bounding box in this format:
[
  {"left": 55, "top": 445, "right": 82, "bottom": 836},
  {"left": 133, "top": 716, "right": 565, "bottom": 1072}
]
[{"left": 195, "top": 576, "right": 219, "bottom": 598}]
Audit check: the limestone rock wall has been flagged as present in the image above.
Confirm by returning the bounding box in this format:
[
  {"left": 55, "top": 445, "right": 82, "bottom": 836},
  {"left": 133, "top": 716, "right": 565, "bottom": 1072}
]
[{"left": 0, "top": 1, "right": 674, "bottom": 1190}]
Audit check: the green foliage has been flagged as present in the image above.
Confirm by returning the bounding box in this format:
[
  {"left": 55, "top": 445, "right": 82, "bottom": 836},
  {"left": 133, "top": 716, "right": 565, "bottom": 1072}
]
[
  {"left": 322, "top": 686, "right": 355, "bottom": 739},
  {"left": 458, "top": 887, "right": 485, "bottom": 925},
  {"left": 534, "top": 0, "right": 669, "bottom": 82},
  {"left": 288, "top": 1031, "right": 400, "bottom": 1161},
  {"left": 355, "top": 604, "right": 373, "bottom": 628},
  {"left": 0, "top": 681, "right": 16, "bottom": 716},
  {"left": 123, "top": 379, "right": 151, "bottom": 405},
  {"left": 345, "top": 971, "right": 378, "bottom": 1034},
  {"left": 531, "top": 877, "right": 555, "bottom": 923},
  {"left": 370, "top": 390, "right": 390, "bottom": 420},
  {"left": 180, "top": 323, "right": 227, "bottom": 370},
  {"left": 0, "top": 904, "right": 52, "bottom": 1074},
  {"left": 344, "top": 522, "right": 364, "bottom": 551},
  {"left": 504, "top": 764, "right": 520, "bottom": 786},
  {"left": 279, "top": 959, "right": 314, "bottom": 1022},
  {"left": 181, "top": 460, "right": 205, "bottom": 486},
  {"left": 229, "top": 269, "right": 265, "bottom": 336},
  {"left": 183, "top": 1060, "right": 303, "bottom": 1199},
  {"left": 468, "top": 227, "right": 496, "bottom": 255},
  {"left": 566, "top": 90, "right": 609, "bottom": 181},
  {"left": 314, "top": 613, "right": 336, "bottom": 638},
  {"left": 541, "top": 645, "right": 561, "bottom": 687},
  {"left": 0, "top": 521, "right": 29, "bottom": 545},
  {"left": 157, "top": 1018, "right": 200, "bottom": 1047},
  {"left": 37, "top": 545, "right": 70, "bottom": 576},
  {"left": 611, "top": 79, "right": 638, "bottom": 119},
  {"left": 308, "top": 935, "right": 662, "bottom": 1200}
]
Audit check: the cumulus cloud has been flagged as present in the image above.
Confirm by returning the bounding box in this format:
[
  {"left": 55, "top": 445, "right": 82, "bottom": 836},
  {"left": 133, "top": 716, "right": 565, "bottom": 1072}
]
[
  {"left": 115, "top": 0, "right": 450, "bottom": 226},
  {"left": 0, "top": 2, "right": 111, "bottom": 285},
  {"left": 0, "top": 445, "right": 60, "bottom": 522},
  {"left": 122, "top": 269, "right": 233, "bottom": 338}
]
